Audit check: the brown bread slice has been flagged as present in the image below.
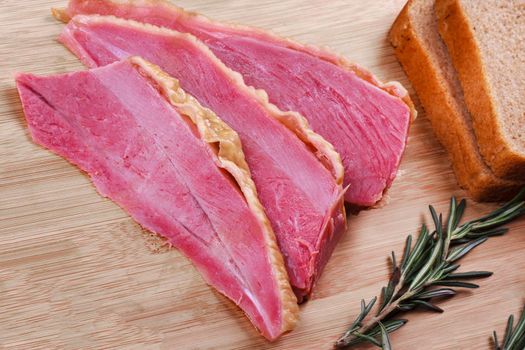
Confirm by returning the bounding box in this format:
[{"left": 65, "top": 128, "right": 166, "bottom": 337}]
[
  {"left": 389, "top": 0, "right": 524, "bottom": 201},
  {"left": 435, "top": 0, "right": 525, "bottom": 181}
]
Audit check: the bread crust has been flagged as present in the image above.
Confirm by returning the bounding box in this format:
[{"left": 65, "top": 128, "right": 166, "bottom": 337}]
[
  {"left": 435, "top": 0, "right": 525, "bottom": 180},
  {"left": 389, "top": 0, "right": 523, "bottom": 201}
]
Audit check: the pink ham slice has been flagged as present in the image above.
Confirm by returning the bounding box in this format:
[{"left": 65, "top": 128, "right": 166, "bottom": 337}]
[
  {"left": 56, "top": 16, "right": 346, "bottom": 302},
  {"left": 56, "top": 0, "right": 416, "bottom": 206},
  {"left": 15, "top": 58, "right": 299, "bottom": 340}
]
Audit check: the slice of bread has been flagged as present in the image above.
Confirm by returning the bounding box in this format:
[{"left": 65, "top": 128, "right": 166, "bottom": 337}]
[
  {"left": 389, "top": 0, "right": 524, "bottom": 201},
  {"left": 436, "top": 0, "right": 525, "bottom": 181}
]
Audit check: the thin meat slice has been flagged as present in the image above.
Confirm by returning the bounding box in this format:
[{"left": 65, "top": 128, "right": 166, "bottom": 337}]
[
  {"left": 55, "top": 0, "right": 416, "bottom": 206},
  {"left": 15, "top": 57, "right": 299, "bottom": 340},
  {"left": 56, "top": 16, "right": 346, "bottom": 302}
]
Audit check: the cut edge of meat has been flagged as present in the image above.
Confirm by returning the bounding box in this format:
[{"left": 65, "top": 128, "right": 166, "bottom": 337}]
[
  {"left": 53, "top": 11, "right": 345, "bottom": 185},
  {"left": 54, "top": 0, "right": 417, "bottom": 123},
  {"left": 304, "top": 186, "right": 347, "bottom": 298},
  {"left": 129, "top": 57, "right": 300, "bottom": 333}
]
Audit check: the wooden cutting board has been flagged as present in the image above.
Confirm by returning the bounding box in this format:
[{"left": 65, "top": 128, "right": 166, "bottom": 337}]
[{"left": 1, "top": 0, "right": 524, "bottom": 349}]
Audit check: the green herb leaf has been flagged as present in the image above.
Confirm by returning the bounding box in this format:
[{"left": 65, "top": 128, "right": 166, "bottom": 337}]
[
  {"left": 446, "top": 237, "right": 487, "bottom": 263},
  {"left": 410, "top": 300, "right": 443, "bottom": 313},
  {"left": 445, "top": 271, "right": 493, "bottom": 279},
  {"left": 431, "top": 281, "right": 479, "bottom": 289},
  {"left": 379, "top": 322, "right": 392, "bottom": 350},
  {"left": 415, "top": 288, "right": 456, "bottom": 299}
]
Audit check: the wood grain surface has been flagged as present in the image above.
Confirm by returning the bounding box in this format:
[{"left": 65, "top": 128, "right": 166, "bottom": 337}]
[{"left": 1, "top": 1, "right": 524, "bottom": 349}]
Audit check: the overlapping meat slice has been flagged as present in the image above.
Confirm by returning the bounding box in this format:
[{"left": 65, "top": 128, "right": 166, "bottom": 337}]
[
  {"left": 55, "top": 0, "right": 416, "bottom": 206},
  {"left": 55, "top": 16, "right": 346, "bottom": 301},
  {"left": 15, "top": 57, "right": 299, "bottom": 340}
]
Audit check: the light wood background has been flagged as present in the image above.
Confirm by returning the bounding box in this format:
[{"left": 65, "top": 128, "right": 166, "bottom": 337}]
[{"left": 1, "top": 0, "right": 524, "bottom": 349}]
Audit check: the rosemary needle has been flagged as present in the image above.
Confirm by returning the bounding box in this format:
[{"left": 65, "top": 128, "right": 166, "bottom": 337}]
[
  {"left": 493, "top": 305, "right": 525, "bottom": 350},
  {"left": 335, "top": 189, "right": 525, "bottom": 349}
]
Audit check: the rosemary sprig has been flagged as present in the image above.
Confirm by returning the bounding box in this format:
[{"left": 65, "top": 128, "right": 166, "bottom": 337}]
[
  {"left": 335, "top": 189, "right": 525, "bottom": 349},
  {"left": 493, "top": 305, "right": 525, "bottom": 350}
]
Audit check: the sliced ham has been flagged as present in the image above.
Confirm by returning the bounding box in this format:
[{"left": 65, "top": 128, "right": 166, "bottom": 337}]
[
  {"left": 56, "top": 16, "right": 346, "bottom": 301},
  {"left": 15, "top": 57, "right": 299, "bottom": 340},
  {"left": 56, "top": 0, "right": 416, "bottom": 206}
]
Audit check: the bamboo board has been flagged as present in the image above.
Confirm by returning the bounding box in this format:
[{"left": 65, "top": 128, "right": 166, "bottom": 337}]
[{"left": 1, "top": 1, "right": 524, "bottom": 349}]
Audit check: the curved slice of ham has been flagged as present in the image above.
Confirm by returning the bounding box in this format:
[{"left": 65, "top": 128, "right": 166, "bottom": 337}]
[
  {"left": 15, "top": 58, "right": 299, "bottom": 340},
  {"left": 56, "top": 15, "right": 347, "bottom": 302},
  {"left": 55, "top": 0, "right": 415, "bottom": 206}
]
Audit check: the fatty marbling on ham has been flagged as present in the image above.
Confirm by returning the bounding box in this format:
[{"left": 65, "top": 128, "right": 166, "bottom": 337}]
[
  {"left": 15, "top": 58, "right": 299, "bottom": 340},
  {"left": 56, "top": 0, "right": 416, "bottom": 206},
  {"left": 56, "top": 15, "right": 346, "bottom": 301}
]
